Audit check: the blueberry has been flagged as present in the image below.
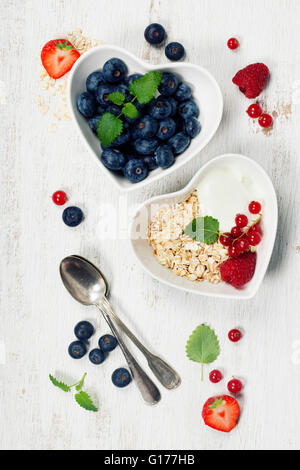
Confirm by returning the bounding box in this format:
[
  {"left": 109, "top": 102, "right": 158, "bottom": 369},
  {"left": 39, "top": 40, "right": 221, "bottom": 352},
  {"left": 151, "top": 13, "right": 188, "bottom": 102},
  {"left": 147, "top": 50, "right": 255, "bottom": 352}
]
[
  {"left": 143, "top": 155, "right": 158, "bottom": 171},
  {"left": 184, "top": 117, "right": 201, "bottom": 138},
  {"left": 165, "top": 97, "right": 177, "bottom": 116},
  {"left": 88, "top": 115, "right": 102, "bottom": 134},
  {"left": 144, "top": 23, "right": 166, "bottom": 45},
  {"left": 115, "top": 84, "right": 132, "bottom": 102},
  {"left": 107, "top": 104, "right": 122, "bottom": 116},
  {"left": 74, "top": 321, "right": 94, "bottom": 340},
  {"left": 86, "top": 71, "right": 106, "bottom": 94},
  {"left": 112, "top": 368, "right": 132, "bottom": 388},
  {"left": 174, "top": 116, "right": 186, "bottom": 132},
  {"left": 63, "top": 206, "right": 84, "bottom": 227},
  {"left": 68, "top": 341, "right": 87, "bottom": 359},
  {"left": 158, "top": 72, "right": 178, "bottom": 96},
  {"left": 149, "top": 97, "right": 172, "bottom": 120},
  {"left": 133, "top": 138, "right": 159, "bottom": 155},
  {"left": 113, "top": 124, "right": 131, "bottom": 146},
  {"left": 132, "top": 116, "right": 158, "bottom": 139},
  {"left": 178, "top": 100, "right": 199, "bottom": 119},
  {"left": 89, "top": 349, "right": 106, "bottom": 365},
  {"left": 165, "top": 42, "right": 185, "bottom": 61},
  {"left": 77, "top": 92, "right": 96, "bottom": 118},
  {"left": 156, "top": 118, "right": 176, "bottom": 140},
  {"left": 99, "top": 334, "right": 118, "bottom": 352},
  {"left": 97, "top": 105, "right": 106, "bottom": 115},
  {"left": 125, "top": 73, "right": 142, "bottom": 87},
  {"left": 124, "top": 159, "right": 148, "bottom": 183},
  {"left": 103, "top": 58, "right": 127, "bottom": 84},
  {"left": 168, "top": 132, "right": 191, "bottom": 155},
  {"left": 174, "top": 82, "right": 192, "bottom": 102},
  {"left": 101, "top": 149, "right": 126, "bottom": 171},
  {"left": 155, "top": 145, "right": 175, "bottom": 169},
  {"left": 95, "top": 85, "right": 115, "bottom": 106}
]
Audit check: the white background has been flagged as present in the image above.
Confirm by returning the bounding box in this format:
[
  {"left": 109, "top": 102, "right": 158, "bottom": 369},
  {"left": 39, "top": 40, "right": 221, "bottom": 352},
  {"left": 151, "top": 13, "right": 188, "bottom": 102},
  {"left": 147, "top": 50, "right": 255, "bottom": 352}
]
[{"left": 1, "top": 0, "right": 300, "bottom": 450}]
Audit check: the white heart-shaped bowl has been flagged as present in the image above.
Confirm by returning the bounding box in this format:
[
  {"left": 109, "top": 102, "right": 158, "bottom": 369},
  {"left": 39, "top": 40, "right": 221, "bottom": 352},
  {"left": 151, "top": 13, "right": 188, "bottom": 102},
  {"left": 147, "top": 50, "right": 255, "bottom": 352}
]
[
  {"left": 68, "top": 45, "right": 223, "bottom": 192},
  {"left": 130, "top": 154, "right": 278, "bottom": 299}
]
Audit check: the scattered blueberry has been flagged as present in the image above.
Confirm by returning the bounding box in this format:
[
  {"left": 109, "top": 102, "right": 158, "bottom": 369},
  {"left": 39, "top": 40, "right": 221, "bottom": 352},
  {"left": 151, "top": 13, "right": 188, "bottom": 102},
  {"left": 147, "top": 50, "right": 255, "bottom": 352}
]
[
  {"left": 99, "top": 334, "right": 118, "bottom": 352},
  {"left": 174, "top": 82, "right": 192, "bottom": 102},
  {"left": 95, "top": 84, "right": 115, "bottom": 106},
  {"left": 74, "top": 321, "right": 94, "bottom": 340},
  {"left": 158, "top": 72, "right": 178, "bottom": 96},
  {"left": 149, "top": 97, "right": 172, "bottom": 120},
  {"left": 144, "top": 23, "right": 166, "bottom": 45},
  {"left": 125, "top": 73, "right": 142, "bottom": 87},
  {"left": 178, "top": 99, "right": 199, "bottom": 119},
  {"left": 112, "top": 368, "right": 132, "bottom": 388},
  {"left": 89, "top": 348, "right": 106, "bottom": 365},
  {"left": 184, "top": 116, "right": 201, "bottom": 138},
  {"left": 155, "top": 145, "right": 175, "bottom": 169},
  {"left": 165, "top": 42, "right": 185, "bottom": 61},
  {"left": 101, "top": 149, "right": 126, "bottom": 171},
  {"left": 77, "top": 92, "right": 96, "bottom": 118},
  {"left": 143, "top": 155, "right": 159, "bottom": 171},
  {"left": 88, "top": 115, "right": 102, "bottom": 134},
  {"left": 168, "top": 132, "right": 191, "bottom": 155},
  {"left": 62, "top": 206, "right": 84, "bottom": 227},
  {"left": 132, "top": 116, "right": 158, "bottom": 139},
  {"left": 68, "top": 341, "right": 87, "bottom": 359},
  {"left": 124, "top": 159, "right": 148, "bottom": 183},
  {"left": 156, "top": 118, "right": 176, "bottom": 140},
  {"left": 133, "top": 138, "right": 159, "bottom": 155},
  {"left": 103, "top": 58, "right": 127, "bottom": 84},
  {"left": 86, "top": 71, "right": 106, "bottom": 94}
]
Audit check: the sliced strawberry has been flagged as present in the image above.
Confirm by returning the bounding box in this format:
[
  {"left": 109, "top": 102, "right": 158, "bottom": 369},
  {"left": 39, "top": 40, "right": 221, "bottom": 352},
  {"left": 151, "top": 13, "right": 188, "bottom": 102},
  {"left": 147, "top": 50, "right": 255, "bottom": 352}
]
[
  {"left": 202, "top": 395, "right": 240, "bottom": 433},
  {"left": 41, "top": 39, "right": 80, "bottom": 79}
]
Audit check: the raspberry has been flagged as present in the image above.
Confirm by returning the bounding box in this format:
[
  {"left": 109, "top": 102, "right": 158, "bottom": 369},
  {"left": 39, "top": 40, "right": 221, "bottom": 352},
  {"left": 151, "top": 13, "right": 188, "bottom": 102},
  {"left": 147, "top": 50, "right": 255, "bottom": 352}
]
[
  {"left": 232, "top": 63, "right": 269, "bottom": 99},
  {"left": 220, "top": 252, "right": 256, "bottom": 288}
]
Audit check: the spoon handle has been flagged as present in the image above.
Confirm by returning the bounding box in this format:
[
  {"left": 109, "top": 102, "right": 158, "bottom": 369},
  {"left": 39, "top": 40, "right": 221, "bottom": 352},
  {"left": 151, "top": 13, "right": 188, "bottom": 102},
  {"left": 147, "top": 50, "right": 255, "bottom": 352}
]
[
  {"left": 97, "top": 303, "right": 161, "bottom": 406},
  {"left": 101, "top": 297, "right": 181, "bottom": 390}
]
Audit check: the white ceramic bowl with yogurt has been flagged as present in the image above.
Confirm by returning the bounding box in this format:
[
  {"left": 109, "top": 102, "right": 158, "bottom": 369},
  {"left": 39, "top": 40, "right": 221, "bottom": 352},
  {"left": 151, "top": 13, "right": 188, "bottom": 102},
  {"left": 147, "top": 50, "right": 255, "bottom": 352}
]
[{"left": 130, "top": 154, "right": 278, "bottom": 299}]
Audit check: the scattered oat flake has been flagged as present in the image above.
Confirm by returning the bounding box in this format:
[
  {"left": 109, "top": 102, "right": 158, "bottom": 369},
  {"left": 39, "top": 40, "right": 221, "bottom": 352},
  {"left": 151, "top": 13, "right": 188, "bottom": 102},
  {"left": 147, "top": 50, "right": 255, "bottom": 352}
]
[{"left": 39, "top": 105, "right": 49, "bottom": 115}]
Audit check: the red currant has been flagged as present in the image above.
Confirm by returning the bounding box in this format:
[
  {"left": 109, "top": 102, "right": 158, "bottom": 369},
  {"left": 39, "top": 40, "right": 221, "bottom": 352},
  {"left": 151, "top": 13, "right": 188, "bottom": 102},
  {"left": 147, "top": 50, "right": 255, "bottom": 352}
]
[
  {"left": 219, "top": 232, "right": 233, "bottom": 247},
  {"left": 231, "top": 226, "right": 242, "bottom": 238},
  {"left": 52, "top": 190, "right": 68, "bottom": 206},
  {"left": 258, "top": 113, "right": 273, "bottom": 128},
  {"left": 249, "top": 201, "right": 262, "bottom": 214},
  {"left": 249, "top": 223, "right": 262, "bottom": 235},
  {"left": 227, "top": 379, "right": 243, "bottom": 394},
  {"left": 235, "top": 214, "right": 248, "bottom": 228},
  {"left": 247, "top": 103, "right": 263, "bottom": 119},
  {"left": 228, "top": 329, "right": 242, "bottom": 342},
  {"left": 227, "top": 38, "right": 239, "bottom": 50},
  {"left": 209, "top": 370, "right": 223, "bottom": 383},
  {"left": 248, "top": 231, "right": 261, "bottom": 246},
  {"left": 236, "top": 237, "right": 250, "bottom": 253},
  {"left": 228, "top": 244, "right": 241, "bottom": 258}
]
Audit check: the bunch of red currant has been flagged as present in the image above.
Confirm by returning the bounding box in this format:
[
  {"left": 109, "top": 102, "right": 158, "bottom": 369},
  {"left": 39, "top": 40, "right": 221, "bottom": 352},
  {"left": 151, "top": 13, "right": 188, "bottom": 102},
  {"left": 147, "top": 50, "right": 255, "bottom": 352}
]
[
  {"left": 247, "top": 103, "right": 273, "bottom": 129},
  {"left": 219, "top": 201, "right": 263, "bottom": 258}
]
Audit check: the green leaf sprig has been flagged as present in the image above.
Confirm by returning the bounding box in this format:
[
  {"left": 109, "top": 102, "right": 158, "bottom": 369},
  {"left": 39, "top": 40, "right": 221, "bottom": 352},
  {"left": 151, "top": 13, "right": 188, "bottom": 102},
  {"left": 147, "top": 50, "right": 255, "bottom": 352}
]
[
  {"left": 184, "top": 216, "right": 220, "bottom": 245},
  {"left": 97, "top": 71, "right": 162, "bottom": 147},
  {"left": 186, "top": 325, "right": 220, "bottom": 381},
  {"left": 49, "top": 373, "right": 98, "bottom": 412}
]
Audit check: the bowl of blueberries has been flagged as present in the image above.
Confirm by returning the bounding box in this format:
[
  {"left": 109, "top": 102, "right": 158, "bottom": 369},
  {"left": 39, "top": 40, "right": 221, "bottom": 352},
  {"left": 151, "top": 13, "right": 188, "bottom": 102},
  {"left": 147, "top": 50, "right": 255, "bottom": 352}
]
[{"left": 68, "top": 43, "right": 223, "bottom": 191}]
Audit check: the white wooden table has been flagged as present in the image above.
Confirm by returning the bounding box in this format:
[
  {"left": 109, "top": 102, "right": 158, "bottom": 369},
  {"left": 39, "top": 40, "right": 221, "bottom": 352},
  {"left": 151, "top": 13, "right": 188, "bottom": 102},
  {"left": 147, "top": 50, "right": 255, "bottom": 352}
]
[{"left": 1, "top": 0, "right": 300, "bottom": 451}]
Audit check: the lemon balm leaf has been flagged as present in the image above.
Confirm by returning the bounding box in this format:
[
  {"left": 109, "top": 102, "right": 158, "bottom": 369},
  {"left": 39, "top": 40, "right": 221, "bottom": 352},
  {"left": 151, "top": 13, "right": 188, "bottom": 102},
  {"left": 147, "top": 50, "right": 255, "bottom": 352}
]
[
  {"left": 75, "top": 391, "right": 98, "bottom": 412},
  {"left": 122, "top": 102, "right": 139, "bottom": 119},
  {"left": 129, "top": 71, "right": 162, "bottom": 104},
  {"left": 108, "top": 91, "right": 125, "bottom": 106},
  {"left": 184, "top": 216, "right": 220, "bottom": 245},
  {"left": 97, "top": 112, "right": 123, "bottom": 146},
  {"left": 186, "top": 325, "right": 220, "bottom": 381},
  {"left": 49, "top": 374, "right": 71, "bottom": 392}
]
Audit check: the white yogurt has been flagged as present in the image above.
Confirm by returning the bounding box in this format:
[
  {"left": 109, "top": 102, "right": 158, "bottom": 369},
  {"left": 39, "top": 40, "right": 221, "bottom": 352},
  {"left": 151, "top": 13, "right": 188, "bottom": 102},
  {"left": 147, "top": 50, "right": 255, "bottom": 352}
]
[{"left": 196, "top": 164, "right": 264, "bottom": 232}]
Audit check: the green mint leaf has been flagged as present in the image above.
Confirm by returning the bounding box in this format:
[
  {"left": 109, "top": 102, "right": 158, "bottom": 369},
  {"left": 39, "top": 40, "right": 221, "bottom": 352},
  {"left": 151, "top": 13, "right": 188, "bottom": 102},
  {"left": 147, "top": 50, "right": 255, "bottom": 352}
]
[
  {"left": 122, "top": 102, "right": 139, "bottom": 119},
  {"left": 186, "top": 325, "right": 220, "bottom": 366},
  {"left": 108, "top": 91, "right": 125, "bottom": 106},
  {"left": 75, "top": 391, "right": 98, "bottom": 412},
  {"left": 129, "top": 71, "right": 162, "bottom": 104},
  {"left": 49, "top": 374, "right": 71, "bottom": 392},
  {"left": 75, "top": 373, "right": 87, "bottom": 392},
  {"left": 97, "top": 112, "right": 123, "bottom": 147},
  {"left": 184, "top": 216, "right": 220, "bottom": 245}
]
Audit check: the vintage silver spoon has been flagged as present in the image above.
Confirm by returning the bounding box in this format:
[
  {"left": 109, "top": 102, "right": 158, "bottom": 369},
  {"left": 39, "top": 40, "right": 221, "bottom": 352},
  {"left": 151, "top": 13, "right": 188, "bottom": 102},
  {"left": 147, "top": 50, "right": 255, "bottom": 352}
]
[{"left": 60, "top": 255, "right": 161, "bottom": 405}]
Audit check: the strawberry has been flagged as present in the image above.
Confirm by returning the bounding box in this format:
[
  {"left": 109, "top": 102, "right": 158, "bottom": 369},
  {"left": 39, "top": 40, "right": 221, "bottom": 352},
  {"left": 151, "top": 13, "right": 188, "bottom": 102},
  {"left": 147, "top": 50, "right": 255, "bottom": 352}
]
[
  {"left": 41, "top": 39, "right": 80, "bottom": 79},
  {"left": 232, "top": 63, "right": 269, "bottom": 99},
  {"left": 220, "top": 251, "right": 256, "bottom": 288},
  {"left": 202, "top": 395, "right": 240, "bottom": 433}
]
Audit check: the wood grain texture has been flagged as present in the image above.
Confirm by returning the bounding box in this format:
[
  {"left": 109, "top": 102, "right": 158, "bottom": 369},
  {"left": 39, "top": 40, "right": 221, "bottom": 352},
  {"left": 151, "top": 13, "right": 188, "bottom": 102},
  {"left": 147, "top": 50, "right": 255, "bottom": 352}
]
[{"left": 1, "top": 0, "right": 300, "bottom": 450}]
